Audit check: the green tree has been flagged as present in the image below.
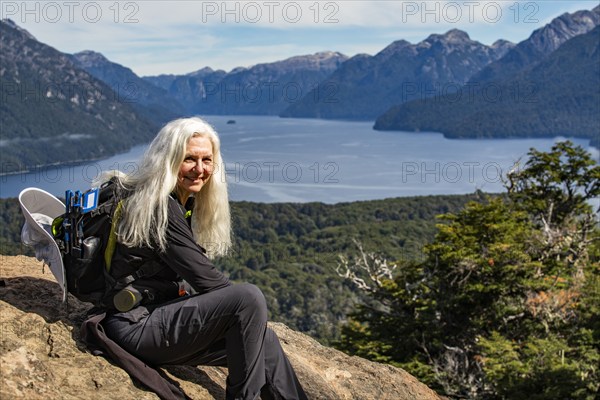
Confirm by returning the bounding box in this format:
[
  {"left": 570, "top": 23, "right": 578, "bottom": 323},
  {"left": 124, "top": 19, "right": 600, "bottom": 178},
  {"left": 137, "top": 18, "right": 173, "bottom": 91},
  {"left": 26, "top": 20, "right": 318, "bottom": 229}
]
[
  {"left": 506, "top": 141, "right": 599, "bottom": 226},
  {"left": 336, "top": 142, "right": 599, "bottom": 399},
  {"left": 506, "top": 141, "right": 599, "bottom": 282}
]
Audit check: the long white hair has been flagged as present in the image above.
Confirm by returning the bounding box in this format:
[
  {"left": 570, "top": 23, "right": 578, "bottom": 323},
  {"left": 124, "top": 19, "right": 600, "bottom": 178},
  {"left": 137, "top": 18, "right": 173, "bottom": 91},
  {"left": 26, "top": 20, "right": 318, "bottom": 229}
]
[{"left": 101, "top": 117, "right": 231, "bottom": 258}]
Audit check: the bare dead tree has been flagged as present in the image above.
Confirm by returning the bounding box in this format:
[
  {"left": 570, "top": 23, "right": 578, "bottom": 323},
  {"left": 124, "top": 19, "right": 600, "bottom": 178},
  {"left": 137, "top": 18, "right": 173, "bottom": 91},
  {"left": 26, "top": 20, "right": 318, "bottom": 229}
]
[{"left": 335, "top": 239, "right": 397, "bottom": 294}]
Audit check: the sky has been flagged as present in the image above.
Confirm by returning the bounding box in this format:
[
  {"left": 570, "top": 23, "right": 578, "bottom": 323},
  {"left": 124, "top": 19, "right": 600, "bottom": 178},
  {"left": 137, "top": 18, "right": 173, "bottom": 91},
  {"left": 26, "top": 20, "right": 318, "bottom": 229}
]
[{"left": 2, "top": 1, "right": 597, "bottom": 76}]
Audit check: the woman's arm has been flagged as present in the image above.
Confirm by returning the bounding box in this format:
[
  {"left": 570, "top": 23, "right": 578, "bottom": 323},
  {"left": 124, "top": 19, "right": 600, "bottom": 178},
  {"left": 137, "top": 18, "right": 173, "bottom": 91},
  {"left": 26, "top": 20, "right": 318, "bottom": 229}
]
[{"left": 158, "top": 197, "right": 231, "bottom": 294}]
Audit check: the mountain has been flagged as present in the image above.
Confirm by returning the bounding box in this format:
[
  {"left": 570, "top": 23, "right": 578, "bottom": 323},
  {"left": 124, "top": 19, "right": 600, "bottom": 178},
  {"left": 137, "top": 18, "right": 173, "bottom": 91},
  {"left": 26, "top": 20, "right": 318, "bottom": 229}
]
[
  {"left": 143, "top": 52, "right": 348, "bottom": 116},
  {"left": 71, "top": 50, "right": 187, "bottom": 124},
  {"left": 0, "top": 255, "right": 444, "bottom": 399},
  {"left": 143, "top": 66, "right": 226, "bottom": 93},
  {"left": 143, "top": 67, "right": 227, "bottom": 114},
  {"left": 0, "top": 19, "right": 157, "bottom": 174},
  {"left": 374, "top": 25, "right": 600, "bottom": 148},
  {"left": 469, "top": 5, "right": 600, "bottom": 84},
  {"left": 280, "top": 30, "right": 514, "bottom": 120}
]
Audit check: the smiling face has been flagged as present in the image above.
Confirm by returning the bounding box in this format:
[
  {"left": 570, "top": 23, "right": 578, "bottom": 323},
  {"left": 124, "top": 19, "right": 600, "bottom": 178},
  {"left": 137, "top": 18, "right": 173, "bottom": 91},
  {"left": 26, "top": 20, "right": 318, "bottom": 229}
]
[{"left": 176, "top": 135, "right": 214, "bottom": 203}]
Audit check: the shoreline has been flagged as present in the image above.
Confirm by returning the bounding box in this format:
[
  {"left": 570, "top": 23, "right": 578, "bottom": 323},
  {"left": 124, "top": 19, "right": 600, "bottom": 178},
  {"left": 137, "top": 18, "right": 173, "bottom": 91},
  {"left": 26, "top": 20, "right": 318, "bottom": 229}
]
[
  {"left": 3, "top": 128, "right": 597, "bottom": 178},
  {"left": 0, "top": 157, "right": 107, "bottom": 178},
  {"left": 2, "top": 116, "right": 597, "bottom": 202}
]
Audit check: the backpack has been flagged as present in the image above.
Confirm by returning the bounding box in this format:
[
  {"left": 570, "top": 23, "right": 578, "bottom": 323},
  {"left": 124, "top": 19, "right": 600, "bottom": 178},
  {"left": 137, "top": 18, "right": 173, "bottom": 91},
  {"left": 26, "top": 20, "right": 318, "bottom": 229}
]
[{"left": 52, "top": 178, "right": 164, "bottom": 309}]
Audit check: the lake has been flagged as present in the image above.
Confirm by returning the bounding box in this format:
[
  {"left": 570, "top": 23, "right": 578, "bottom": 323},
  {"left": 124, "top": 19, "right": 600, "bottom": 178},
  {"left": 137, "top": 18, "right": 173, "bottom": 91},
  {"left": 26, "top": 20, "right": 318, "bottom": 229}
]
[{"left": 1, "top": 115, "right": 598, "bottom": 204}]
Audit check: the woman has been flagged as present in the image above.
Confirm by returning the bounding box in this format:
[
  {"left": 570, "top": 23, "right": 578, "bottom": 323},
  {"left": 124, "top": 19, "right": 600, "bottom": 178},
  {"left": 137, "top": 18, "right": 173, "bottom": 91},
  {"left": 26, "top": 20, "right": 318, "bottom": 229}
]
[{"left": 101, "top": 117, "right": 307, "bottom": 400}]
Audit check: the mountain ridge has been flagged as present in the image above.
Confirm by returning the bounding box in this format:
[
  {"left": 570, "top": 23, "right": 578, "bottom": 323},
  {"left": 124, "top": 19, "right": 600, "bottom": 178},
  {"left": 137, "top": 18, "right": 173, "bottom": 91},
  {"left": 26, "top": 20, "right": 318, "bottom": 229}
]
[
  {"left": 140, "top": 51, "right": 348, "bottom": 115},
  {"left": 468, "top": 5, "right": 600, "bottom": 84},
  {"left": 374, "top": 25, "right": 600, "bottom": 148},
  {"left": 280, "top": 29, "right": 514, "bottom": 120}
]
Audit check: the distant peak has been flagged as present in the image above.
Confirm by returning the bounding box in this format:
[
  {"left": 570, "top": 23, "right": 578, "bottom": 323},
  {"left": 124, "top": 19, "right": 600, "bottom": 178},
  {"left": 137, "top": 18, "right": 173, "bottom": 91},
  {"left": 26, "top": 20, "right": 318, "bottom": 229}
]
[
  {"left": 74, "top": 50, "right": 107, "bottom": 59},
  {"left": 526, "top": 7, "right": 600, "bottom": 53},
  {"left": 238, "top": 52, "right": 348, "bottom": 72},
  {"left": 492, "top": 39, "right": 514, "bottom": 48},
  {"left": 349, "top": 53, "right": 372, "bottom": 61},
  {"left": 445, "top": 29, "right": 471, "bottom": 40},
  {"left": 229, "top": 66, "right": 247, "bottom": 74},
  {"left": 187, "top": 66, "right": 214, "bottom": 76},
  {"left": 72, "top": 50, "right": 110, "bottom": 67},
  {"left": 284, "top": 51, "right": 348, "bottom": 63},
  {"left": 377, "top": 39, "right": 412, "bottom": 57},
  {"left": 567, "top": 7, "right": 600, "bottom": 22},
  {"left": 1, "top": 18, "right": 36, "bottom": 40},
  {"left": 427, "top": 29, "right": 471, "bottom": 43},
  {"left": 1, "top": 18, "right": 17, "bottom": 28},
  {"left": 312, "top": 51, "right": 347, "bottom": 59},
  {"left": 388, "top": 39, "right": 412, "bottom": 48}
]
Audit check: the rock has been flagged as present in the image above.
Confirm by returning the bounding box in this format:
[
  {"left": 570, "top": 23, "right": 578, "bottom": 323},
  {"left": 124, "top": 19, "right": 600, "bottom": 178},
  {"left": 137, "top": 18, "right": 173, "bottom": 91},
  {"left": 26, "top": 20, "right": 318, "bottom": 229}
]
[{"left": 0, "top": 256, "right": 443, "bottom": 399}]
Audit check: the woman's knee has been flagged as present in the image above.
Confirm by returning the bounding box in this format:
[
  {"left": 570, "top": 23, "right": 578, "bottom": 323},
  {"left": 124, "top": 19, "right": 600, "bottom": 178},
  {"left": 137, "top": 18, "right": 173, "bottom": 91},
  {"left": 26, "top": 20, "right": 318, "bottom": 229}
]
[
  {"left": 238, "top": 283, "right": 267, "bottom": 306},
  {"left": 233, "top": 283, "right": 268, "bottom": 316}
]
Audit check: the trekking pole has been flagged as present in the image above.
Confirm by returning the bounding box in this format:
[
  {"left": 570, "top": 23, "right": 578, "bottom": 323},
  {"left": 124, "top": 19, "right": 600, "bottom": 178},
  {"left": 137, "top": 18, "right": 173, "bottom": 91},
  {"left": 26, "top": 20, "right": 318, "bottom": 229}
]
[
  {"left": 74, "top": 190, "right": 84, "bottom": 250},
  {"left": 64, "top": 190, "right": 73, "bottom": 255}
]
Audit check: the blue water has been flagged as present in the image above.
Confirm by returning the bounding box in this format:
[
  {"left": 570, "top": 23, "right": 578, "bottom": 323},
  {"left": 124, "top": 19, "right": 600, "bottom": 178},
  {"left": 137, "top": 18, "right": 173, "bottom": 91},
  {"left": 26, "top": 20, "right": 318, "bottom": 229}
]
[{"left": 1, "top": 116, "right": 598, "bottom": 204}]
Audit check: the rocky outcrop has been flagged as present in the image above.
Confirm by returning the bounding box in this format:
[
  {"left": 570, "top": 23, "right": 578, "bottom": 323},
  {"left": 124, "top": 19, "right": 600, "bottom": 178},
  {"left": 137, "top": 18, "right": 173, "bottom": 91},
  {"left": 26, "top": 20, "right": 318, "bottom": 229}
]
[{"left": 0, "top": 256, "right": 443, "bottom": 400}]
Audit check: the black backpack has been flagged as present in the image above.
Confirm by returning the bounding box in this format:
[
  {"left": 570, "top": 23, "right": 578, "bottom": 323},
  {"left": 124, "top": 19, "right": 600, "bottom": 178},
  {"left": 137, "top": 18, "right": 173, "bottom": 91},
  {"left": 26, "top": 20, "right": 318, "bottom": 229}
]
[{"left": 52, "top": 178, "right": 163, "bottom": 309}]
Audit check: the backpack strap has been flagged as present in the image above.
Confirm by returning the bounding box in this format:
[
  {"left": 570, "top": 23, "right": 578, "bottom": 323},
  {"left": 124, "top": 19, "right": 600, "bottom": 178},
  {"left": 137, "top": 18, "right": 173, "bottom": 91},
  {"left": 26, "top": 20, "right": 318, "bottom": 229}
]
[
  {"left": 103, "top": 196, "right": 165, "bottom": 292},
  {"left": 104, "top": 200, "right": 123, "bottom": 273},
  {"left": 114, "top": 260, "right": 166, "bottom": 290}
]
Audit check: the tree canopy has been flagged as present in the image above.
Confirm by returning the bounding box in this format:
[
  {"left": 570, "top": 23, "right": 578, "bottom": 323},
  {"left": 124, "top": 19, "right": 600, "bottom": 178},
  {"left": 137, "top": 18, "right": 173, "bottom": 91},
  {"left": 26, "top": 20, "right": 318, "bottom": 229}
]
[{"left": 336, "top": 141, "right": 599, "bottom": 399}]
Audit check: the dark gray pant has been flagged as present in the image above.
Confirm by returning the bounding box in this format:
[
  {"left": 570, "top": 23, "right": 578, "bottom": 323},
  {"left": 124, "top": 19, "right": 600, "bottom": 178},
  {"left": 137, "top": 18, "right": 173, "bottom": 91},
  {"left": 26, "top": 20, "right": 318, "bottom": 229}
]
[{"left": 104, "top": 283, "right": 307, "bottom": 400}]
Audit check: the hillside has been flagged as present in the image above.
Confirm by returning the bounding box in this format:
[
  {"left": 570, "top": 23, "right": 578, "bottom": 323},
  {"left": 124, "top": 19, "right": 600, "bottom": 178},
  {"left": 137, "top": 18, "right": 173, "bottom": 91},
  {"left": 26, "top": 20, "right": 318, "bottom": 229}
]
[
  {"left": 71, "top": 50, "right": 187, "bottom": 125},
  {"left": 374, "top": 25, "right": 600, "bottom": 148},
  {"left": 0, "top": 255, "right": 443, "bottom": 400},
  {"left": 0, "top": 19, "right": 158, "bottom": 174}
]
